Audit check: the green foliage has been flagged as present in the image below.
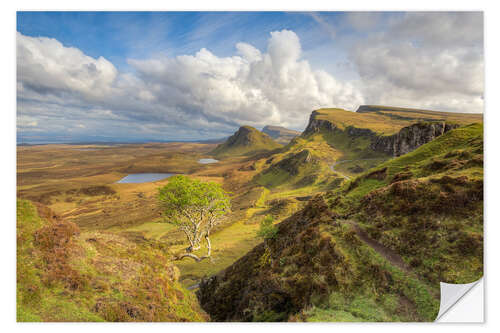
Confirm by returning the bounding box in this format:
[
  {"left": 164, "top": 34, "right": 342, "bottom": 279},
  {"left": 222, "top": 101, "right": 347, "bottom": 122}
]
[
  {"left": 157, "top": 175, "right": 230, "bottom": 225},
  {"left": 257, "top": 215, "right": 278, "bottom": 240},
  {"left": 158, "top": 175, "right": 231, "bottom": 256}
]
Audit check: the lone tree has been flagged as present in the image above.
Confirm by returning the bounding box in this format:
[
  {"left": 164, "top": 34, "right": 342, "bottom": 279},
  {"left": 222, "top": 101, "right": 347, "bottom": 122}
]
[{"left": 157, "top": 175, "right": 230, "bottom": 262}]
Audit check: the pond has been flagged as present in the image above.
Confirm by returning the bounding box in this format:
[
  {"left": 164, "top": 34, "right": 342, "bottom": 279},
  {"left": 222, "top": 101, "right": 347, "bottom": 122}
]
[
  {"left": 198, "top": 158, "right": 219, "bottom": 164},
  {"left": 116, "top": 173, "right": 175, "bottom": 183}
]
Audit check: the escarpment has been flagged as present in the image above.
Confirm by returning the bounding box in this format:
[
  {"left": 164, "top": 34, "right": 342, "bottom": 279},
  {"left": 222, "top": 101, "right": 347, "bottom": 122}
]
[
  {"left": 303, "top": 110, "right": 460, "bottom": 157},
  {"left": 370, "top": 122, "right": 459, "bottom": 157}
]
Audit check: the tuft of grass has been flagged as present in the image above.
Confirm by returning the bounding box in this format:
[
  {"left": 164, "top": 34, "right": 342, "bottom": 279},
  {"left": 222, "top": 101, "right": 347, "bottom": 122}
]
[{"left": 16, "top": 199, "right": 208, "bottom": 322}]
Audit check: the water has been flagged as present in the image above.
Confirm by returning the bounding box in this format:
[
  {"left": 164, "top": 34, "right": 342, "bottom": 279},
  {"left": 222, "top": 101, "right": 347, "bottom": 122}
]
[
  {"left": 116, "top": 173, "right": 175, "bottom": 183},
  {"left": 198, "top": 158, "right": 219, "bottom": 164}
]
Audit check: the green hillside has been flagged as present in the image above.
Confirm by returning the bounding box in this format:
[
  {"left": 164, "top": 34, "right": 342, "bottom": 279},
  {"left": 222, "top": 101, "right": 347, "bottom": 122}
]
[
  {"left": 17, "top": 199, "right": 207, "bottom": 322},
  {"left": 314, "top": 106, "right": 482, "bottom": 136},
  {"left": 212, "top": 125, "right": 282, "bottom": 159},
  {"left": 198, "top": 123, "right": 483, "bottom": 322},
  {"left": 328, "top": 123, "right": 483, "bottom": 284}
]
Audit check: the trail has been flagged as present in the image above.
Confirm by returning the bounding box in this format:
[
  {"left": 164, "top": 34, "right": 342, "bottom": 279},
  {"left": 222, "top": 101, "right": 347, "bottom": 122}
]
[
  {"left": 345, "top": 220, "right": 438, "bottom": 299},
  {"left": 346, "top": 220, "right": 411, "bottom": 273}
]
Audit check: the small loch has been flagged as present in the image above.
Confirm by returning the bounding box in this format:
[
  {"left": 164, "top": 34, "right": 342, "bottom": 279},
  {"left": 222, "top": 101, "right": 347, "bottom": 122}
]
[
  {"left": 116, "top": 173, "right": 175, "bottom": 183},
  {"left": 198, "top": 158, "right": 219, "bottom": 164}
]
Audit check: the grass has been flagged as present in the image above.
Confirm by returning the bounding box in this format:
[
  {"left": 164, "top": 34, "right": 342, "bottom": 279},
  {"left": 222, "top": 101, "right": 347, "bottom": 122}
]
[
  {"left": 197, "top": 197, "right": 438, "bottom": 322},
  {"left": 16, "top": 199, "right": 208, "bottom": 322},
  {"left": 212, "top": 125, "right": 282, "bottom": 159},
  {"left": 17, "top": 110, "right": 483, "bottom": 322},
  {"left": 326, "top": 123, "right": 483, "bottom": 286},
  {"left": 173, "top": 219, "right": 262, "bottom": 285},
  {"left": 314, "top": 106, "right": 482, "bottom": 136}
]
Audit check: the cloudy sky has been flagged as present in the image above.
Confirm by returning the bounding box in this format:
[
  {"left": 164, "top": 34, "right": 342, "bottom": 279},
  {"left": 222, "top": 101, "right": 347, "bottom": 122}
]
[{"left": 17, "top": 11, "right": 483, "bottom": 143}]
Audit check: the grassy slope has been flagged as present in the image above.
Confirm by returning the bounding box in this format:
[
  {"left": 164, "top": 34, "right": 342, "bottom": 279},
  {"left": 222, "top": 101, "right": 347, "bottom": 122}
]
[
  {"left": 315, "top": 107, "right": 482, "bottom": 136},
  {"left": 17, "top": 199, "right": 207, "bottom": 322},
  {"left": 198, "top": 123, "right": 483, "bottom": 322},
  {"left": 327, "top": 123, "right": 483, "bottom": 285},
  {"left": 256, "top": 105, "right": 483, "bottom": 192},
  {"left": 198, "top": 198, "right": 438, "bottom": 322},
  {"left": 212, "top": 126, "right": 282, "bottom": 159},
  {"left": 255, "top": 133, "right": 346, "bottom": 191}
]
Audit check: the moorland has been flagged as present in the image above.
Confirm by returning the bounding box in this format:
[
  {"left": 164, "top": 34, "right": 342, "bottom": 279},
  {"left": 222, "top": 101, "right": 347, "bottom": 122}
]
[{"left": 17, "top": 105, "right": 483, "bottom": 322}]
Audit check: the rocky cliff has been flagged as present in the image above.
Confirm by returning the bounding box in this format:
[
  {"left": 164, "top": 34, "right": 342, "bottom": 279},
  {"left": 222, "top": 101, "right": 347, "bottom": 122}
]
[
  {"left": 303, "top": 110, "right": 459, "bottom": 157},
  {"left": 371, "top": 122, "right": 459, "bottom": 157}
]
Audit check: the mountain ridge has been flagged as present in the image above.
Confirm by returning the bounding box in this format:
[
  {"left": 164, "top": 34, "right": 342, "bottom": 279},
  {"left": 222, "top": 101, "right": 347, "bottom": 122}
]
[
  {"left": 262, "top": 125, "right": 301, "bottom": 144},
  {"left": 212, "top": 125, "right": 282, "bottom": 159}
]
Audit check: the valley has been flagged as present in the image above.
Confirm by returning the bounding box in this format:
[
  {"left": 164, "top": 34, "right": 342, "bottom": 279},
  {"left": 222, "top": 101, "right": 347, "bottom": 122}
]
[{"left": 17, "top": 106, "right": 483, "bottom": 322}]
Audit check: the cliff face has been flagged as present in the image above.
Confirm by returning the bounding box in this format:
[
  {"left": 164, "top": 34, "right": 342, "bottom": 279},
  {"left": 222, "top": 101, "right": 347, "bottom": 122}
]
[
  {"left": 303, "top": 111, "right": 459, "bottom": 157},
  {"left": 371, "top": 122, "right": 459, "bottom": 157},
  {"left": 303, "top": 111, "right": 339, "bottom": 135}
]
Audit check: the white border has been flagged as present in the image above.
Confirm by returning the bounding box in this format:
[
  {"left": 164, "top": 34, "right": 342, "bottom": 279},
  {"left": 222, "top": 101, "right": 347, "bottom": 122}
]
[{"left": 3, "top": 0, "right": 499, "bottom": 332}]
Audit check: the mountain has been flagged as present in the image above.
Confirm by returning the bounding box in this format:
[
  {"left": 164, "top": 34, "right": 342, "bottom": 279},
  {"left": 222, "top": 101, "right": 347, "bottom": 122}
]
[
  {"left": 198, "top": 122, "right": 483, "bottom": 322},
  {"left": 254, "top": 106, "right": 483, "bottom": 188},
  {"left": 211, "top": 125, "right": 282, "bottom": 159},
  {"left": 261, "top": 125, "right": 301, "bottom": 145}
]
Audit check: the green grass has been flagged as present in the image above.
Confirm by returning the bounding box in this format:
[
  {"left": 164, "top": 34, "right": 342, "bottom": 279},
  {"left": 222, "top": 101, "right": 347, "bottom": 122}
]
[
  {"left": 212, "top": 125, "right": 282, "bottom": 158},
  {"left": 314, "top": 106, "right": 482, "bottom": 136},
  {"left": 173, "top": 219, "right": 262, "bottom": 285},
  {"left": 110, "top": 219, "right": 177, "bottom": 239},
  {"left": 16, "top": 199, "right": 208, "bottom": 322},
  {"left": 326, "top": 123, "right": 483, "bottom": 286}
]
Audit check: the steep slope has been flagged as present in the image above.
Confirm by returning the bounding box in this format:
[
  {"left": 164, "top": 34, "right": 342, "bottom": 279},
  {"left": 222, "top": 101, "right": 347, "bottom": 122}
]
[
  {"left": 328, "top": 123, "right": 483, "bottom": 285},
  {"left": 198, "top": 197, "right": 438, "bottom": 322},
  {"left": 262, "top": 125, "right": 301, "bottom": 145},
  {"left": 197, "top": 123, "right": 483, "bottom": 322},
  {"left": 17, "top": 199, "right": 207, "bottom": 322},
  {"left": 212, "top": 126, "right": 282, "bottom": 159}
]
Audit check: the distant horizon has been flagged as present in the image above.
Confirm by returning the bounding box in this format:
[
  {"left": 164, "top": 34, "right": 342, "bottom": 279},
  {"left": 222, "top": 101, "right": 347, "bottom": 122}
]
[{"left": 17, "top": 11, "right": 484, "bottom": 143}]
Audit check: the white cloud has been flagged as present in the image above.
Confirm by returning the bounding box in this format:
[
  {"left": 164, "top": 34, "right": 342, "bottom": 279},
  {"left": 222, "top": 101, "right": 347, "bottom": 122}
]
[
  {"left": 17, "top": 13, "right": 484, "bottom": 143},
  {"left": 17, "top": 29, "right": 364, "bottom": 141},
  {"left": 17, "top": 32, "right": 118, "bottom": 101},
  {"left": 128, "top": 29, "right": 363, "bottom": 130},
  {"left": 349, "top": 12, "right": 484, "bottom": 113}
]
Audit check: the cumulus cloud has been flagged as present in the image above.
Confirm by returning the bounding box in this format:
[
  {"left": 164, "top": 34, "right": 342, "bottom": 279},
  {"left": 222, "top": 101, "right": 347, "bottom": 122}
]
[
  {"left": 17, "top": 13, "right": 484, "bottom": 143},
  {"left": 17, "top": 29, "right": 364, "bottom": 142},
  {"left": 17, "top": 32, "right": 118, "bottom": 100},
  {"left": 128, "top": 29, "right": 363, "bottom": 129},
  {"left": 349, "top": 12, "right": 484, "bottom": 113}
]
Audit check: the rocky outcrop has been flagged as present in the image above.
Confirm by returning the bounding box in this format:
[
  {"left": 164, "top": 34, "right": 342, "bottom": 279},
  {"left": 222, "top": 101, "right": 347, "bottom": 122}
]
[
  {"left": 371, "top": 122, "right": 459, "bottom": 157},
  {"left": 303, "top": 111, "right": 338, "bottom": 135},
  {"left": 303, "top": 111, "right": 376, "bottom": 138},
  {"left": 303, "top": 110, "right": 459, "bottom": 157}
]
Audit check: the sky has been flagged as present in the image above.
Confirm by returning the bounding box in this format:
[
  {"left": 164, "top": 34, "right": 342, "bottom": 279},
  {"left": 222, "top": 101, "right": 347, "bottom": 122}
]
[{"left": 16, "top": 11, "right": 484, "bottom": 143}]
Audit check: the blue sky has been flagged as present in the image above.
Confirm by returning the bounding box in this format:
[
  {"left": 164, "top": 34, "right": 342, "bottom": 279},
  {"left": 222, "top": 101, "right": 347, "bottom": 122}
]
[
  {"left": 17, "top": 12, "right": 348, "bottom": 74},
  {"left": 16, "top": 12, "right": 483, "bottom": 143}
]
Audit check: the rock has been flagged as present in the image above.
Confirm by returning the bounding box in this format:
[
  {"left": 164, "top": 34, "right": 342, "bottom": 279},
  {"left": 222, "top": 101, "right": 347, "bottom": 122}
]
[{"left": 370, "top": 122, "right": 459, "bottom": 157}]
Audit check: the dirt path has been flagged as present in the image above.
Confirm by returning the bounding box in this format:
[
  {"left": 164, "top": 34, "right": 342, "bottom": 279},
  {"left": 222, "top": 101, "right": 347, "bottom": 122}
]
[
  {"left": 345, "top": 220, "right": 439, "bottom": 299},
  {"left": 346, "top": 221, "right": 411, "bottom": 273}
]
